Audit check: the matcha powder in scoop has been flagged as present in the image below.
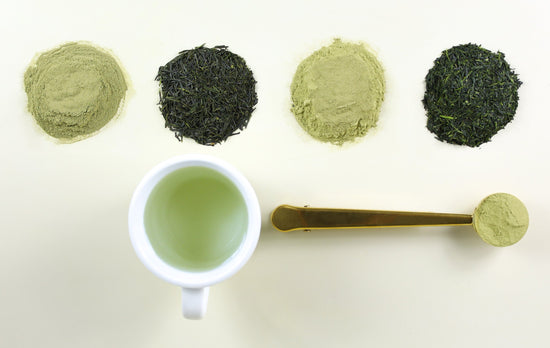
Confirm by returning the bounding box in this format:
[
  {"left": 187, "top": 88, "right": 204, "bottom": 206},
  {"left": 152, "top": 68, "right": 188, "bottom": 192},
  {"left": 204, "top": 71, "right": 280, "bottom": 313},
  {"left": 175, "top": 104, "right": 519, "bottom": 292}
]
[
  {"left": 290, "top": 39, "right": 385, "bottom": 145},
  {"left": 24, "top": 42, "right": 128, "bottom": 142},
  {"left": 473, "top": 193, "right": 529, "bottom": 247}
]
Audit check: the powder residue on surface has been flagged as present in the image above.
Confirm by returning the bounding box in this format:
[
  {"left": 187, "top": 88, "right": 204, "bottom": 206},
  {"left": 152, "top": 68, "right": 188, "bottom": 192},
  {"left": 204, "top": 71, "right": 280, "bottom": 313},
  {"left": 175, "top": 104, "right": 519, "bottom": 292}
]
[
  {"left": 24, "top": 42, "right": 128, "bottom": 142},
  {"left": 473, "top": 193, "right": 529, "bottom": 247},
  {"left": 290, "top": 39, "right": 385, "bottom": 145}
]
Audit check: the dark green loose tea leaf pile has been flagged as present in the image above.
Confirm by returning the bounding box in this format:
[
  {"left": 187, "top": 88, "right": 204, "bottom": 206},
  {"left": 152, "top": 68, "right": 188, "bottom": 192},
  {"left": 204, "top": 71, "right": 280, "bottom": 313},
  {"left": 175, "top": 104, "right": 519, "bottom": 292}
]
[
  {"left": 422, "top": 43, "right": 521, "bottom": 147},
  {"left": 156, "top": 45, "right": 257, "bottom": 146}
]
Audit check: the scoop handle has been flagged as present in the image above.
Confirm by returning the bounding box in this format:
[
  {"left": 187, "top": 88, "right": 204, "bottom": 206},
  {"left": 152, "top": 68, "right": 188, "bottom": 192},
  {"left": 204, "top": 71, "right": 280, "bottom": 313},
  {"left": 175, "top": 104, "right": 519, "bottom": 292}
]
[{"left": 271, "top": 205, "right": 473, "bottom": 232}]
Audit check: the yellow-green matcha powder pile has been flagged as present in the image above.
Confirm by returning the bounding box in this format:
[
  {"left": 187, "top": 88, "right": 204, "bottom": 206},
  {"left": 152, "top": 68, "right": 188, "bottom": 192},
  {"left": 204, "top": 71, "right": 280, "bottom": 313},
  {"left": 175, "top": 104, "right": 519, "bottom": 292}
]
[
  {"left": 290, "top": 39, "right": 385, "bottom": 145},
  {"left": 473, "top": 193, "right": 529, "bottom": 247},
  {"left": 24, "top": 42, "right": 128, "bottom": 141}
]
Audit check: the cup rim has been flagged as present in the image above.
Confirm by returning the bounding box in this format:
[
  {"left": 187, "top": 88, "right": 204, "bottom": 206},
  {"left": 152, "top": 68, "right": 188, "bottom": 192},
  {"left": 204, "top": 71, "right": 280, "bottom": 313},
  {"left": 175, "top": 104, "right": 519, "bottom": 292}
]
[{"left": 128, "top": 154, "right": 261, "bottom": 288}]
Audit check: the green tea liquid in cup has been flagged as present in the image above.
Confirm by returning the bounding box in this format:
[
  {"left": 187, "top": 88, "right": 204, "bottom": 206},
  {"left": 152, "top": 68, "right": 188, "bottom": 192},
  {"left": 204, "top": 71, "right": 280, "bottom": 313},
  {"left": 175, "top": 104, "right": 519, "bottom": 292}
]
[
  {"left": 144, "top": 166, "right": 248, "bottom": 270},
  {"left": 129, "top": 155, "right": 261, "bottom": 319}
]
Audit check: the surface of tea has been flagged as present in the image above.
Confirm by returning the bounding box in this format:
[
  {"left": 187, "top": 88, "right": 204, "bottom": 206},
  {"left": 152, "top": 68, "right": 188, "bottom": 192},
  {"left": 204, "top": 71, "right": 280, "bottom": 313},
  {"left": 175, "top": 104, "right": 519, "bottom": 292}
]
[{"left": 144, "top": 166, "right": 248, "bottom": 271}]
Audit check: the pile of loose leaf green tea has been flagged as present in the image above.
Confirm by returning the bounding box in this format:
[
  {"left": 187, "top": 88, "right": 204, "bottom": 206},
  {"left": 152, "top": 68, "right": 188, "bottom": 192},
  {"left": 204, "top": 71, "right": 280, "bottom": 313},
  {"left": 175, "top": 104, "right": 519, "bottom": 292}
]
[
  {"left": 422, "top": 43, "right": 522, "bottom": 147},
  {"left": 156, "top": 45, "right": 257, "bottom": 146}
]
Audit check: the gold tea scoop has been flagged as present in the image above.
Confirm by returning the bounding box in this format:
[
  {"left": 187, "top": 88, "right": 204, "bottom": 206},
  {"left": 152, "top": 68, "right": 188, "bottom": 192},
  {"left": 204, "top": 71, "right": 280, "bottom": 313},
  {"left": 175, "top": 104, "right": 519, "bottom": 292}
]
[{"left": 271, "top": 193, "right": 529, "bottom": 247}]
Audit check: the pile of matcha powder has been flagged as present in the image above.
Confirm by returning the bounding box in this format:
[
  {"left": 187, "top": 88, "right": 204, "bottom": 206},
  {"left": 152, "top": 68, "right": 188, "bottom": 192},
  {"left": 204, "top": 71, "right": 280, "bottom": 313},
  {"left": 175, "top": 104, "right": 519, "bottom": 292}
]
[
  {"left": 473, "top": 193, "right": 529, "bottom": 247},
  {"left": 291, "top": 39, "right": 385, "bottom": 145},
  {"left": 24, "top": 42, "right": 128, "bottom": 142}
]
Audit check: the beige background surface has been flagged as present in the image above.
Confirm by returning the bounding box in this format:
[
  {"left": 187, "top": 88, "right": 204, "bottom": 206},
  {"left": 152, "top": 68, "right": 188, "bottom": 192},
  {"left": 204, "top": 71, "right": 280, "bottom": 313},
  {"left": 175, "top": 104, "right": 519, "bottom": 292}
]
[{"left": 1, "top": 0, "right": 549, "bottom": 347}]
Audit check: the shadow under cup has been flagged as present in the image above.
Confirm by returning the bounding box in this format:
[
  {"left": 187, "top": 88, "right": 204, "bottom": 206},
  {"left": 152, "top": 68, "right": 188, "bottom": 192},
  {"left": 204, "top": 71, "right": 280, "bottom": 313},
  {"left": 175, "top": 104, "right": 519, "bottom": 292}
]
[{"left": 144, "top": 165, "right": 249, "bottom": 272}]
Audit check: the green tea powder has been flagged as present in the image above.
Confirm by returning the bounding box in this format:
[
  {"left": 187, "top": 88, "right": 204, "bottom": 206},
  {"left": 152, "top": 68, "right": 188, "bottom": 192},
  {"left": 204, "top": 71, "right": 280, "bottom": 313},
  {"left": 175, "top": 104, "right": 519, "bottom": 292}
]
[
  {"left": 291, "top": 39, "right": 385, "bottom": 145},
  {"left": 473, "top": 193, "right": 529, "bottom": 247},
  {"left": 24, "top": 42, "right": 128, "bottom": 141}
]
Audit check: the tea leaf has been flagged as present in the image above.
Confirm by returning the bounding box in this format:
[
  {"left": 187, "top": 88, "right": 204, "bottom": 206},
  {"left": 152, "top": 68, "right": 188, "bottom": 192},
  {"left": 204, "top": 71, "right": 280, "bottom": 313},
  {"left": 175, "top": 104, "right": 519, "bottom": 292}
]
[
  {"left": 156, "top": 45, "right": 257, "bottom": 146},
  {"left": 422, "top": 43, "right": 521, "bottom": 147}
]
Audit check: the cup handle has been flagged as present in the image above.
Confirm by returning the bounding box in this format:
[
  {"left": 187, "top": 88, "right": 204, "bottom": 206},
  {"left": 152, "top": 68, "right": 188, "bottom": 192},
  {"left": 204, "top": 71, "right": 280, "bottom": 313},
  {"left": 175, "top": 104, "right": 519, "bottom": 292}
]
[{"left": 181, "top": 287, "right": 209, "bottom": 319}]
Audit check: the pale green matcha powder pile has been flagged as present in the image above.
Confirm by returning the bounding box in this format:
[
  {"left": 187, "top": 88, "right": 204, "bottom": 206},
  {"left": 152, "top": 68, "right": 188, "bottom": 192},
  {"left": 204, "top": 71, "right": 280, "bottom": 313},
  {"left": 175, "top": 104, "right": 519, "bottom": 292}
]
[
  {"left": 473, "top": 193, "right": 529, "bottom": 247},
  {"left": 291, "top": 39, "right": 385, "bottom": 145},
  {"left": 24, "top": 42, "right": 128, "bottom": 141}
]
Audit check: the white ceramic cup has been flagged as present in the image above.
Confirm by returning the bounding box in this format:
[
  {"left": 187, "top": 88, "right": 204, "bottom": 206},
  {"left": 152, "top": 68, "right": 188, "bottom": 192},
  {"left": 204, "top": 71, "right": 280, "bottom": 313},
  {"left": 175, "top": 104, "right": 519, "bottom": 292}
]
[{"left": 128, "top": 155, "right": 261, "bottom": 319}]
